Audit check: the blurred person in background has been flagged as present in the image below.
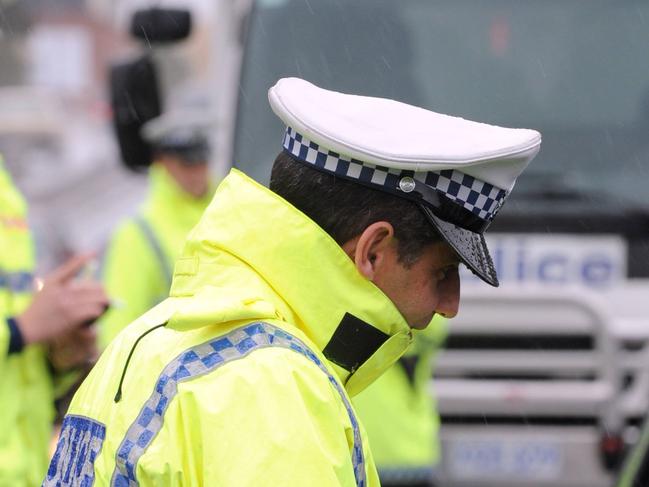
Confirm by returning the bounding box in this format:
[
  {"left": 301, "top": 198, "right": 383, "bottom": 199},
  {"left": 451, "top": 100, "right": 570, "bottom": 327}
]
[
  {"left": 353, "top": 320, "right": 447, "bottom": 487},
  {"left": 618, "top": 418, "right": 649, "bottom": 486},
  {"left": 0, "top": 155, "right": 108, "bottom": 485},
  {"left": 99, "top": 110, "right": 214, "bottom": 348}
]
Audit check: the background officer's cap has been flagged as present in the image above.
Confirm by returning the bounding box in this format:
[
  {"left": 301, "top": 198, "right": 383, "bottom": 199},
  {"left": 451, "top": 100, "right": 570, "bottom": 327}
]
[
  {"left": 141, "top": 86, "right": 215, "bottom": 165},
  {"left": 268, "top": 77, "right": 542, "bottom": 287}
]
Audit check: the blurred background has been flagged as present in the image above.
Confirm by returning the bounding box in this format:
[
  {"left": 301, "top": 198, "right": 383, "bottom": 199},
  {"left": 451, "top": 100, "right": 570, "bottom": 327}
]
[
  {"left": 0, "top": 0, "right": 242, "bottom": 271},
  {"left": 3, "top": 0, "right": 649, "bottom": 486}
]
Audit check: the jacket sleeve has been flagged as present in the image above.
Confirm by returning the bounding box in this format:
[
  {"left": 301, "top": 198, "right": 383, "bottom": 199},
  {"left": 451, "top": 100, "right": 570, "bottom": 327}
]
[
  {"left": 1, "top": 315, "right": 25, "bottom": 361},
  {"left": 99, "top": 221, "right": 168, "bottom": 348},
  {"left": 135, "top": 347, "right": 364, "bottom": 487}
]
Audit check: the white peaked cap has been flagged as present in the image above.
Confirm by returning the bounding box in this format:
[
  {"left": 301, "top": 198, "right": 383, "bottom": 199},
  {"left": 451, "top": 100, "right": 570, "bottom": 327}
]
[
  {"left": 269, "top": 77, "right": 540, "bottom": 191},
  {"left": 268, "top": 77, "right": 542, "bottom": 286}
]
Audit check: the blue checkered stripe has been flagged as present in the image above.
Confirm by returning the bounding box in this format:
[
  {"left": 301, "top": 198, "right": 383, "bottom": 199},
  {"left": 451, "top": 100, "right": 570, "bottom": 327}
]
[
  {"left": 43, "top": 415, "right": 106, "bottom": 487},
  {"left": 111, "top": 322, "right": 366, "bottom": 487},
  {"left": 0, "top": 270, "right": 33, "bottom": 293},
  {"left": 283, "top": 127, "right": 508, "bottom": 220}
]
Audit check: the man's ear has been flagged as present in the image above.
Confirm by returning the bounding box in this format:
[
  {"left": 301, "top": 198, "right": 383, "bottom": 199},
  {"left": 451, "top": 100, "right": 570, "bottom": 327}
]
[{"left": 341, "top": 221, "right": 395, "bottom": 280}]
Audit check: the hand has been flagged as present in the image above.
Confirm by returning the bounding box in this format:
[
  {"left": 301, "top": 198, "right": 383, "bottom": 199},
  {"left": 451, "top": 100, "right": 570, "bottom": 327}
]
[
  {"left": 16, "top": 254, "right": 109, "bottom": 345},
  {"left": 48, "top": 325, "right": 98, "bottom": 371}
]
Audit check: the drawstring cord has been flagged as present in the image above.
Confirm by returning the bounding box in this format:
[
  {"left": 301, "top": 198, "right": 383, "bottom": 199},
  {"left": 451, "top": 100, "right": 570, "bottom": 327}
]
[{"left": 114, "top": 323, "right": 167, "bottom": 403}]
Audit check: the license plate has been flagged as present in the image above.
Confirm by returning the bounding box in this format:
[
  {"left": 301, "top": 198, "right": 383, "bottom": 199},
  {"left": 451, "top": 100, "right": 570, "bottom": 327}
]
[{"left": 447, "top": 438, "right": 563, "bottom": 480}]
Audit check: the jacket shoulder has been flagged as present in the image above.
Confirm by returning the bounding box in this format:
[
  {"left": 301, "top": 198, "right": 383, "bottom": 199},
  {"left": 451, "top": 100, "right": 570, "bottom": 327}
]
[
  {"left": 181, "top": 344, "right": 343, "bottom": 409},
  {"left": 135, "top": 346, "right": 357, "bottom": 485}
]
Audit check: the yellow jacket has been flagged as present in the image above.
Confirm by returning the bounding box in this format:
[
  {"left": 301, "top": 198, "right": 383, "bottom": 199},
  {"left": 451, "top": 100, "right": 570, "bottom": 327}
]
[
  {"left": 100, "top": 164, "right": 212, "bottom": 348},
  {"left": 46, "top": 169, "right": 414, "bottom": 486},
  {"left": 353, "top": 323, "right": 447, "bottom": 485},
  {"left": 0, "top": 157, "right": 54, "bottom": 486}
]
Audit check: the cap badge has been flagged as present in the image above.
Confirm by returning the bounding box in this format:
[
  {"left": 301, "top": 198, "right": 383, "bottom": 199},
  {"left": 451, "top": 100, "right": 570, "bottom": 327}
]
[{"left": 398, "top": 177, "right": 416, "bottom": 193}]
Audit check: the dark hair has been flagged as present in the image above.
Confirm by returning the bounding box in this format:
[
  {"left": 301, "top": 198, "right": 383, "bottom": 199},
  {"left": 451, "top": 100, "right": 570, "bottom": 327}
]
[{"left": 269, "top": 151, "right": 442, "bottom": 267}]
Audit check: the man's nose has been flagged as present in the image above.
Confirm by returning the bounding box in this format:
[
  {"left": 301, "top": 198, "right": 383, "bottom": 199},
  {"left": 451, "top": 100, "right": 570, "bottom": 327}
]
[{"left": 436, "top": 273, "right": 460, "bottom": 319}]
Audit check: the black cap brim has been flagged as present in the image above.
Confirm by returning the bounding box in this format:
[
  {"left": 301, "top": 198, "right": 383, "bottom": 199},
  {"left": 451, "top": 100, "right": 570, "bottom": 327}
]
[{"left": 419, "top": 204, "right": 499, "bottom": 287}]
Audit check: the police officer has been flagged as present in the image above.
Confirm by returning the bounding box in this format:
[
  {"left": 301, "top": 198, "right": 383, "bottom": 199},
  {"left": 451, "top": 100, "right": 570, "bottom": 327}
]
[
  {"left": 617, "top": 418, "right": 649, "bottom": 486},
  {"left": 0, "top": 155, "right": 108, "bottom": 485},
  {"left": 99, "top": 110, "right": 213, "bottom": 347},
  {"left": 353, "top": 320, "right": 447, "bottom": 487},
  {"left": 45, "top": 78, "right": 541, "bottom": 486}
]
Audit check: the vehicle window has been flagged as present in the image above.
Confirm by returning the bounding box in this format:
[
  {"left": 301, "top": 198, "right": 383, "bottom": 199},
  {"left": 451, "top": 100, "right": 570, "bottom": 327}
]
[{"left": 234, "top": 0, "right": 649, "bottom": 206}]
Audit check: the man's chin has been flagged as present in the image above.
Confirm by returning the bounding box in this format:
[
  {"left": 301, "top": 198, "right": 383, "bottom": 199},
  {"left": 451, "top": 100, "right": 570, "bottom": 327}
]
[{"left": 409, "top": 314, "right": 435, "bottom": 330}]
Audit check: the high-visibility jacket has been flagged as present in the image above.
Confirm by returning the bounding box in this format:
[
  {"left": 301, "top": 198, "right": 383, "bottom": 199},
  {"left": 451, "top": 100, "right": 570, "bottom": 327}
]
[
  {"left": 46, "top": 169, "right": 414, "bottom": 486},
  {"left": 353, "top": 321, "right": 447, "bottom": 486},
  {"left": 99, "top": 164, "right": 212, "bottom": 348},
  {"left": 0, "top": 157, "right": 54, "bottom": 486}
]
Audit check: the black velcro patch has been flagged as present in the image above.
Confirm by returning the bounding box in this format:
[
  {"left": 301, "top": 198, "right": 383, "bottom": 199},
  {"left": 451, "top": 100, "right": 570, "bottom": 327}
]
[{"left": 323, "top": 313, "right": 390, "bottom": 373}]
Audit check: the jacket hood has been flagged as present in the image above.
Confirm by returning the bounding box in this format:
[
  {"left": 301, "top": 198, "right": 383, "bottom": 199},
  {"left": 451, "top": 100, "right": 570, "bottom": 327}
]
[{"left": 167, "top": 169, "right": 412, "bottom": 396}]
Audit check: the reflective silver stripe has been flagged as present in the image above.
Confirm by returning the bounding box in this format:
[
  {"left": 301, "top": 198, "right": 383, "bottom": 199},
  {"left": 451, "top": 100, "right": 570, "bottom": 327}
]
[
  {"left": 43, "top": 414, "right": 106, "bottom": 486},
  {"left": 111, "top": 322, "right": 366, "bottom": 487},
  {"left": 133, "top": 216, "right": 173, "bottom": 291},
  {"left": 0, "top": 271, "right": 33, "bottom": 293}
]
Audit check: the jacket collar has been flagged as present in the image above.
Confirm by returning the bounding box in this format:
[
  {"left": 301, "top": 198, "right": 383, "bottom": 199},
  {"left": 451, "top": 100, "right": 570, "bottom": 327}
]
[{"left": 167, "top": 169, "right": 412, "bottom": 395}]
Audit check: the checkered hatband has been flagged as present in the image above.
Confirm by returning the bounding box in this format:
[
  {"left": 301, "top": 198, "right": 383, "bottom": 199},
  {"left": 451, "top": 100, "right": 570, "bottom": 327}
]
[{"left": 283, "top": 127, "right": 508, "bottom": 221}]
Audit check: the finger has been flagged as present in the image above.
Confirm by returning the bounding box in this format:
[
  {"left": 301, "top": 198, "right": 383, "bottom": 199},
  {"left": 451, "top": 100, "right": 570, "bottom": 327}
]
[
  {"left": 65, "top": 301, "right": 109, "bottom": 329},
  {"left": 49, "top": 253, "right": 96, "bottom": 285},
  {"left": 75, "top": 326, "right": 98, "bottom": 342},
  {"left": 64, "top": 287, "right": 110, "bottom": 311},
  {"left": 68, "top": 304, "right": 110, "bottom": 328},
  {"left": 63, "top": 325, "right": 97, "bottom": 341},
  {"left": 66, "top": 282, "right": 108, "bottom": 301}
]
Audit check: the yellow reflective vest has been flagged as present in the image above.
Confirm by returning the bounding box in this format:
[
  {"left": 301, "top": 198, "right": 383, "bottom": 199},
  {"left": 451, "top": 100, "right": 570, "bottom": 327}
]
[
  {"left": 99, "top": 164, "right": 212, "bottom": 348},
  {"left": 46, "top": 169, "right": 414, "bottom": 486},
  {"left": 0, "top": 157, "right": 55, "bottom": 486},
  {"left": 353, "top": 321, "right": 447, "bottom": 485}
]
